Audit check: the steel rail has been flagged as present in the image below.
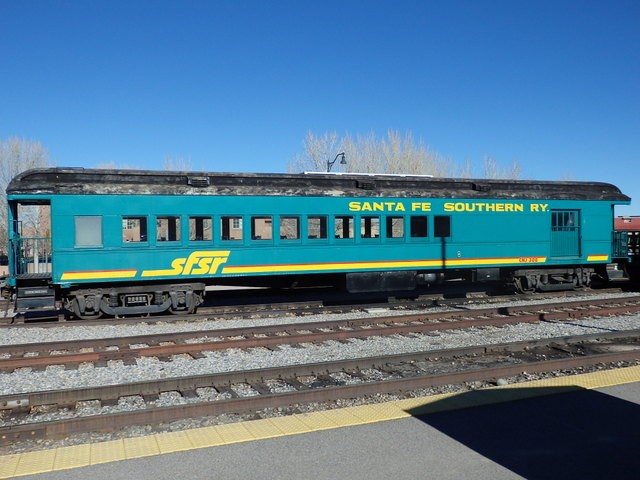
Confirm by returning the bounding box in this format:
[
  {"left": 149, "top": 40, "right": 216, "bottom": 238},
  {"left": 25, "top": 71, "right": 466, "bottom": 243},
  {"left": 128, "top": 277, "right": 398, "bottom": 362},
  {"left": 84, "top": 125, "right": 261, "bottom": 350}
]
[
  {"left": 2, "top": 298, "right": 640, "bottom": 372},
  {"left": 1, "top": 336, "right": 639, "bottom": 445},
  {"left": 1, "top": 286, "right": 630, "bottom": 327},
  {"left": 2, "top": 328, "right": 639, "bottom": 411},
  {"left": 3, "top": 295, "right": 640, "bottom": 355}
]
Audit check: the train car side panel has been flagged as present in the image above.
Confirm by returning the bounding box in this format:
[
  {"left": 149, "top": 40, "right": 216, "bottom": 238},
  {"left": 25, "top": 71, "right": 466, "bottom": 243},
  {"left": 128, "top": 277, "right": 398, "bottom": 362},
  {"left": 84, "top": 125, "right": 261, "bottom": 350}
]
[{"left": 48, "top": 195, "right": 617, "bottom": 283}]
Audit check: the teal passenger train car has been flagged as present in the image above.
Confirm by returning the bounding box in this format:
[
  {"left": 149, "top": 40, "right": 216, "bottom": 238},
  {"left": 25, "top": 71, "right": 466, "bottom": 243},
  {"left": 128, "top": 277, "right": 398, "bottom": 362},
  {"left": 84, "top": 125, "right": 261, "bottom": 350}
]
[{"left": 5, "top": 168, "right": 631, "bottom": 318}]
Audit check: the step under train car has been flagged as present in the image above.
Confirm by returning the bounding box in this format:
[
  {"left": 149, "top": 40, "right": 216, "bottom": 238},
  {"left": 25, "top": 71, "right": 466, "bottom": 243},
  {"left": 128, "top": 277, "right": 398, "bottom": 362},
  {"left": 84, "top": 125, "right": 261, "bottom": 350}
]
[{"left": 5, "top": 168, "right": 631, "bottom": 318}]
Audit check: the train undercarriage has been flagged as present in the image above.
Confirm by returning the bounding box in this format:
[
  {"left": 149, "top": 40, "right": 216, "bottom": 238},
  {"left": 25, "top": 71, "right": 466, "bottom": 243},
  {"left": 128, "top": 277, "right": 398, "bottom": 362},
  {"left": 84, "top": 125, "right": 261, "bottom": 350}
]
[
  {"left": 507, "top": 266, "right": 596, "bottom": 293},
  {"left": 63, "top": 282, "right": 206, "bottom": 319},
  {"left": 8, "top": 263, "right": 631, "bottom": 319},
  {"left": 30, "top": 265, "right": 604, "bottom": 319}
]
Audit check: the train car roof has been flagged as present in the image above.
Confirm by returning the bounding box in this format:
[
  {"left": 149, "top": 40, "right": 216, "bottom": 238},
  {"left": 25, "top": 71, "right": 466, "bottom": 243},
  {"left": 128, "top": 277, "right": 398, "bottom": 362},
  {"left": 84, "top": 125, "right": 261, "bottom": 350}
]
[{"left": 6, "top": 167, "right": 631, "bottom": 202}]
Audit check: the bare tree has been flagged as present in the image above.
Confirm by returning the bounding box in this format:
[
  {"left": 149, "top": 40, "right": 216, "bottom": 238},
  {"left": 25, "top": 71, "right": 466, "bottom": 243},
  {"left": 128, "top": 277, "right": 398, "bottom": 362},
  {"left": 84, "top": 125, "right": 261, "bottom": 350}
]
[
  {"left": 288, "top": 131, "right": 340, "bottom": 173},
  {"left": 290, "top": 131, "right": 522, "bottom": 181},
  {"left": 289, "top": 130, "right": 480, "bottom": 177},
  {"left": 458, "top": 159, "right": 474, "bottom": 179},
  {"left": 163, "top": 155, "right": 193, "bottom": 171},
  {"left": 0, "top": 138, "right": 51, "bottom": 253},
  {"left": 290, "top": 130, "right": 451, "bottom": 175},
  {"left": 482, "top": 155, "right": 522, "bottom": 180}
]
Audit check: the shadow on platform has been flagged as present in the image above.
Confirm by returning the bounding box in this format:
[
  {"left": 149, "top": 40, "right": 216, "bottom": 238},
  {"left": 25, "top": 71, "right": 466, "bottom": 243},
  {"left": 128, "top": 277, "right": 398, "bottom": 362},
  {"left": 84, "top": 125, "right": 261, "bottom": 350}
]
[{"left": 406, "top": 386, "right": 640, "bottom": 480}]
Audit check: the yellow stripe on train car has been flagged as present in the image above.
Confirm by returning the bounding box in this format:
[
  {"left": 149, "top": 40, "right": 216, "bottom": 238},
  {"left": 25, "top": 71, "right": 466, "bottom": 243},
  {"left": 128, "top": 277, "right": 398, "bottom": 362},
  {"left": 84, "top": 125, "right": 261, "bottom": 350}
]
[
  {"left": 222, "top": 256, "right": 548, "bottom": 275},
  {"left": 61, "top": 270, "right": 138, "bottom": 280},
  {"left": 586, "top": 255, "right": 609, "bottom": 262}
]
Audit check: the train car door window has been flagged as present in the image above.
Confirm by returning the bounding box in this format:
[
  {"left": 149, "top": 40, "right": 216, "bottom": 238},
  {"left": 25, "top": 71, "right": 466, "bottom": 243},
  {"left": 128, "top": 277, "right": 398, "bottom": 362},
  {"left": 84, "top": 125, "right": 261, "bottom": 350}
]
[
  {"left": 189, "top": 216, "right": 212, "bottom": 241},
  {"left": 251, "top": 216, "right": 273, "bottom": 240},
  {"left": 307, "top": 216, "right": 327, "bottom": 239},
  {"left": 221, "top": 216, "right": 243, "bottom": 241},
  {"left": 360, "top": 216, "right": 380, "bottom": 238},
  {"left": 75, "top": 216, "right": 102, "bottom": 247},
  {"left": 123, "top": 216, "right": 147, "bottom": 243},
  {"left": 386, "top": 216, "right": 405, "bottom": 238},
  {"left": 434, "top": 215, "right": 451, "bottom": 238},
  {"left": 410, "top": 216, "right": 428, "bottom": 238},
  {"left": 157, "top": 216, "right": 181, "bottom": 242},
  {"left": 335, "top": 216, "right": 354, "bottom": 239},
  {"left": 551, "top": 210, "right": 580, "bottom": 257},
  {"left": 280, "top": 216, "right": 300, "bottom": 240}
]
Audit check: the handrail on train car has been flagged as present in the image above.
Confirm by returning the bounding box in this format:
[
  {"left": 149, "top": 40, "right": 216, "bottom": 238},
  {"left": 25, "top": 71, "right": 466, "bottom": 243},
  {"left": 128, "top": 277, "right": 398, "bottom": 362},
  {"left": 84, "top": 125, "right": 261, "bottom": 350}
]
[{"left": 9, "top": 236, "right": 52, "bottom": 276}]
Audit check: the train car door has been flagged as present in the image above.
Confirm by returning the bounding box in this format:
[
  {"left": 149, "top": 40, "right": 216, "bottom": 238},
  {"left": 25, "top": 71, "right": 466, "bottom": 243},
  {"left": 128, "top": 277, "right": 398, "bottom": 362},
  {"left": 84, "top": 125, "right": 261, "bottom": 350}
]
[
  {"left": 7, "top": 199, "right": 52, "bottom": 279},
  {"left": 7, "top": 197, "right": 56, "bottom": 312},
  {"left": 550, "top": 209, "right": 581, "bottom": 257}
]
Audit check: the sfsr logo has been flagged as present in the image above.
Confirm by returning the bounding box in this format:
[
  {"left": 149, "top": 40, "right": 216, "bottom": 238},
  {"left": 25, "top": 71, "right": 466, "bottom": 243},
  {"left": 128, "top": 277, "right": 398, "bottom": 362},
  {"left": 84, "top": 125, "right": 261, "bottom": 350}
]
[{"left": 141, "top": 251, "right": 230, "bottom": 277}]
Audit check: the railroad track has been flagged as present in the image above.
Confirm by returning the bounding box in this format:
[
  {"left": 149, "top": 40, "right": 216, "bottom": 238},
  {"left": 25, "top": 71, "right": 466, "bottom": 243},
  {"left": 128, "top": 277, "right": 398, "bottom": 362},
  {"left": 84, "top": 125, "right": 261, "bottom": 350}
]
[
  {"left": 2, "top": 296, "right": 640, "bottom": 373},
  {"left": 1, "top": 329, "right": 639, "bottom": 446},
  {"left": 1, "top": 286, "right": 631, "bottom": 327}
]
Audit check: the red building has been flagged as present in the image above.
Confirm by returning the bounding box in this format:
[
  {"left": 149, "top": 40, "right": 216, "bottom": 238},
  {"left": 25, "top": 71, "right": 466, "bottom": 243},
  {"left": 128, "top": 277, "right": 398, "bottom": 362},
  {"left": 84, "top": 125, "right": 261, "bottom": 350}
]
[{"left": 615, "top": 216, "right": 640, "bottom": 230}]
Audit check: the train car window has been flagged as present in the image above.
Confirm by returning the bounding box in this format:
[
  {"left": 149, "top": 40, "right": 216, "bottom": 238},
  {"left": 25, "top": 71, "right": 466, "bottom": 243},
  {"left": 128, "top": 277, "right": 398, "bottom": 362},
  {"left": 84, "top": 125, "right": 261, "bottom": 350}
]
[
  {"left": 360, "top": 216, "right": 380, "bottom": 238},
  {"left": 251, "top": 216, "right": 273, "bottom": 240},
  {"left": 75, "top": 216, "right": 102, "bottom": 247},
  {"left": 189, "top": 216, "right": 212, "bottom": 241},
  {"left": 410, "top": 216, "right": 428, "bottom": 238},
  {"left": 280, "top": 216, "right": 300, "bottom": 240},
  {"left": 335, "top": 216, "right": 354, "bottom": 239},
  {"left": 552, "top": 211, "right": 577, "bottom": 229},
  {"left": 221, "top": 216, "right": 243, "bottom": 241},
  {"left": 434, "top": 215, "right": 451, "bottom": 238},
  {"left": 307, "top": 216, "right": 327, "bottom": 239},
  {"left": 386, "top": 216, "right": 405, "bottom": 238},
  {"left": 123, "top": 216, "right": 147, "bottom": 243},
  {"left": 157, "top": 216, "right": 181, "bottom": 242}
]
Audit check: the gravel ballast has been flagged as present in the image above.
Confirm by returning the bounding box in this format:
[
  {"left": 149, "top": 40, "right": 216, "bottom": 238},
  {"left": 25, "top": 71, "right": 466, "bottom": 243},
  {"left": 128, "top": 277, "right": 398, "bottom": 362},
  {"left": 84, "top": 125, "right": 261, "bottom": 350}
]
[
  {"left": 1, "top": 290, "right": 640, "bottom": 453},
  {"left": 1, "top": 293, "right": 639, "bottom": 396}
]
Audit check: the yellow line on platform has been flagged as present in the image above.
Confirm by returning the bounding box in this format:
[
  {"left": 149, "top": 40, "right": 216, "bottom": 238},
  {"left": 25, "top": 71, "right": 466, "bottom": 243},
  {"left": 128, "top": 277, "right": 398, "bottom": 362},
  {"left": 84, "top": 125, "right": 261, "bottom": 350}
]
[{"left": 2, "top": 365, "right": 639, "bottom": 479}]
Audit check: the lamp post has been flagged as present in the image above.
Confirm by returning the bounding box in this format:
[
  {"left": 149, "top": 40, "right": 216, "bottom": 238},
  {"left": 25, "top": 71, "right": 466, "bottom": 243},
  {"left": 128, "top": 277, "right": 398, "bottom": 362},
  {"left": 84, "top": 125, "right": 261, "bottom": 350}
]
[{"left": 327, "top": 152, "right": 346, "bottom": 172}]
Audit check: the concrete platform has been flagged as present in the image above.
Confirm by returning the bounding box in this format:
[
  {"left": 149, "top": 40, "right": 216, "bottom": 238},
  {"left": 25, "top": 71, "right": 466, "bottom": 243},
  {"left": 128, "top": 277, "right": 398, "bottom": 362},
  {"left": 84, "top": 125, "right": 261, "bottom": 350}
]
[{"left": 3, "top": 366, "right": 640, "bottom": 479}]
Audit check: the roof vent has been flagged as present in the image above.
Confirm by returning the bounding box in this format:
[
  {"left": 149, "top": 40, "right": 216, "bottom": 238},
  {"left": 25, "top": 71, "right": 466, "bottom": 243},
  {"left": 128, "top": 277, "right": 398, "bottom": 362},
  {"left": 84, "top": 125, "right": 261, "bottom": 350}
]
[
  {"left": 472, "top": 182, "right": 490, "bottom": 192},
  {"left": 357, "top": 180, "right": 376, "bottom": 190},
  {"left": 188, "top": 176, "right": 210, "bottom": 187}
]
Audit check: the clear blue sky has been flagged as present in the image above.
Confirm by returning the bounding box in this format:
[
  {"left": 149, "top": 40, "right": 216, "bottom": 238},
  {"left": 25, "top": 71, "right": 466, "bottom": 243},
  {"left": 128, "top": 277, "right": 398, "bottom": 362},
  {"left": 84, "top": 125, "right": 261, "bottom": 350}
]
[{"left": 2, "top": 0, "right": 638, "bottom": 214}]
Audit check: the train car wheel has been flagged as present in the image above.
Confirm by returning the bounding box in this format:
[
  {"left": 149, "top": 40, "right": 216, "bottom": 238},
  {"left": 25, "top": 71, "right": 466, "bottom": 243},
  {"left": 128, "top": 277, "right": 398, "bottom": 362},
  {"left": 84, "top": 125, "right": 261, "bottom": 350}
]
[
  {"left": 512, "top": 276, "right": 532, "bottom": 294},
  {"left": 168, "top": 298, "right": 197, "bottom": 315},
  {"left": 168, "top": 289, "right": 201, "bottom": 315},
  {"left": 71, "top": 297, "right": 103, "bottom": 320}
]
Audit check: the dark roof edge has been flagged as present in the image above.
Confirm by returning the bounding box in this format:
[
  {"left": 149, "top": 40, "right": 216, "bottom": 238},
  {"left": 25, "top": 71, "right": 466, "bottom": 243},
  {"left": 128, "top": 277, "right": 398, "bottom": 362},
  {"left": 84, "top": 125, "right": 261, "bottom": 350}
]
[{"left": 6, "top": 167, "right": 632, "bottom": 203}]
